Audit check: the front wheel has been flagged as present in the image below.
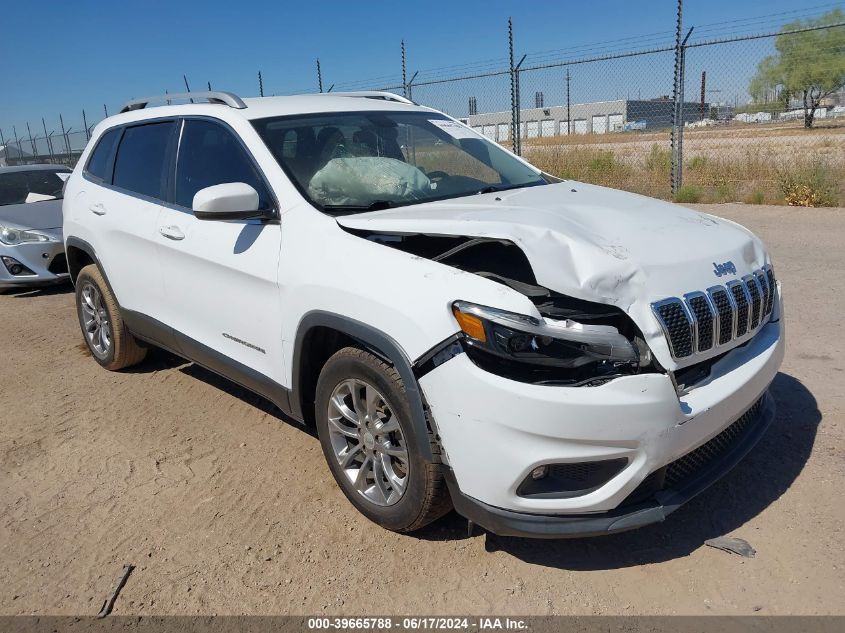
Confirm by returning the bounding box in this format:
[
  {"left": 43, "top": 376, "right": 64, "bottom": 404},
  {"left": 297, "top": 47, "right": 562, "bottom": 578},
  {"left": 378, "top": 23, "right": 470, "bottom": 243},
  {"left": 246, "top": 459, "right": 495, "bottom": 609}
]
[{"left": 315, "top": 347, "right": 451, "bottom": 532}]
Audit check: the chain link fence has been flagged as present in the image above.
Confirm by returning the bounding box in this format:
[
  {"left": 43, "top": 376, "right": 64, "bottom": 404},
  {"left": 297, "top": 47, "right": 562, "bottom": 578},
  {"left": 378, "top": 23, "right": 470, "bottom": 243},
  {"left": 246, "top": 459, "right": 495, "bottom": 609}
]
[{"left": 2, "top": 10, "right": 843, "bottom": 205}]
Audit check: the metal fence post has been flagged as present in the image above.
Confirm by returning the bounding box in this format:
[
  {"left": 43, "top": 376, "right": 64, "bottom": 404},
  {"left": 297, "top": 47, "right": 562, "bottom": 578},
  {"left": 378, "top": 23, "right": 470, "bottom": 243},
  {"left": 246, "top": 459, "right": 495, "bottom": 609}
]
[
  {"left": 406, "top": 71, "right": 418, "bottom": 102},
  {"left": 82, "top": 109, "right": 90, "bottom": 141},
  {"left": 401, "top": 40, "right": 408, "bottom": 99},
  {"left": 42, "top": 118, "right": 54, "bottom": 161},
  {"left": 508, "top": 17, "right": 518, "bottom": 154},
  {"left": 59, "top": 115, "right": 70, "bottom": 156},
  {"left": 670, "top": 0, "right": 692, "bottom": 197}
]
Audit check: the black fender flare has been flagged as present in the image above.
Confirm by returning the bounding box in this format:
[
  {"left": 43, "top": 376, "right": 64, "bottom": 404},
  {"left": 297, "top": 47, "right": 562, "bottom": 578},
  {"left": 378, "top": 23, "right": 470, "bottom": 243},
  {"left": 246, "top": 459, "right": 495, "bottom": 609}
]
[
  {"left": 64, "top": 237, "right": 117, "bottom": 298},
  {"left": 291, "top": 311, "right": 434, "bottom": 461}
]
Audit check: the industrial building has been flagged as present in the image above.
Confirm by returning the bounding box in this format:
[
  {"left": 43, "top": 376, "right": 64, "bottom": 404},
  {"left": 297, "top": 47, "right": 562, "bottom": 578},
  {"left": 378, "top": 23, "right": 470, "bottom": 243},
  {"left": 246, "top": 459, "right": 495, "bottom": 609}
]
[{"left": 465, "top": 98, "right": 707, "bottom": 141}]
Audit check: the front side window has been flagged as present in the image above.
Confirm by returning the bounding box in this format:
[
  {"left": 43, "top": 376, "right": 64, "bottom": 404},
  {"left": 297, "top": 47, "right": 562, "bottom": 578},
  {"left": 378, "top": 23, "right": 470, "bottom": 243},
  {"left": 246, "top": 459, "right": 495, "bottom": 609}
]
[
  {"left": 112, "top": 122, "right": 176, "bottom": 200},
  {"left": 174, "top": 119, "right": 271, "bottom": 209},
  {"left": 0, "top": 169, "right": 71, "bottom": 206},
  {"left": 85, "top": 127, "right": 121, "bottom": 181},
  {"left": 252, "top": 111, "right": 545, "bottom": 214}
]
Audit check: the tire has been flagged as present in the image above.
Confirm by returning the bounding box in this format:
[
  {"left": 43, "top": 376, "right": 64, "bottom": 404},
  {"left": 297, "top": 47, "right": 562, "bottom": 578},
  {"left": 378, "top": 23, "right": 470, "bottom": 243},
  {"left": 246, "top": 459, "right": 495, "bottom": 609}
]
[
  {"left": 315, "top": 347, "right": 451, "bottom": 532},
  {"left": 75, "top": 264, "right": 147, "bottom": 371}
]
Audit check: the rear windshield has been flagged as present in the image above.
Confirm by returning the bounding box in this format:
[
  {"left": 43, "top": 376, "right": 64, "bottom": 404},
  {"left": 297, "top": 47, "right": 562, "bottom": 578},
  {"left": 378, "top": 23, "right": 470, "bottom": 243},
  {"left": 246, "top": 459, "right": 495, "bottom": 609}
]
[
  {"left": 0, "top": 169, "right": 71, "bottom": 207},
  {"left": 252, "top": 111, "right": 545, "bottom": 214}
]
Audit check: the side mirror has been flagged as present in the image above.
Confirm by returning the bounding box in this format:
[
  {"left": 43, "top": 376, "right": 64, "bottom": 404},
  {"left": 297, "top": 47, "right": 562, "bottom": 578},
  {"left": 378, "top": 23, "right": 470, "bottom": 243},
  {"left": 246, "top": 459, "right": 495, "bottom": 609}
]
[{"left": 192, "top": 182, "right": 274, "bottom": 221}]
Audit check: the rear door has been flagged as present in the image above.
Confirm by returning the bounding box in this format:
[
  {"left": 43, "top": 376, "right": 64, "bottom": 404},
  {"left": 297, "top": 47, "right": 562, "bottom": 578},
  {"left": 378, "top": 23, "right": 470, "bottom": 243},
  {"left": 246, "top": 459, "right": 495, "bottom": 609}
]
[
  {"left": 154, "top": 117, "right": 283, "bottom": 382},
  {"left": 85, "top": 120, "right": 175, "bottom": 324}
]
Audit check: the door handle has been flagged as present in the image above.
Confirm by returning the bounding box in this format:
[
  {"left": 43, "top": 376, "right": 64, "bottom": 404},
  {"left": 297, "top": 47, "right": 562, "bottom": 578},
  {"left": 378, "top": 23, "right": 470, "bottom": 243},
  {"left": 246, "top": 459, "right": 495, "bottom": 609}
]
[
  {"left": 89, "top": 203, "right": 106, "bottom": 216},
  {"left": 158, "top": 225, "right": 185, "bottom": 241}
]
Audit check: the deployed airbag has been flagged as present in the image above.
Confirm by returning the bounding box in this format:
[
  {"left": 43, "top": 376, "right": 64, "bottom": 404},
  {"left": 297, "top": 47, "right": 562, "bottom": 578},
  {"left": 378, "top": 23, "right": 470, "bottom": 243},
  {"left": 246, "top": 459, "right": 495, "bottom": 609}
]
[{"left": 308, "top": 157, "right": 431, "bottom": 206}]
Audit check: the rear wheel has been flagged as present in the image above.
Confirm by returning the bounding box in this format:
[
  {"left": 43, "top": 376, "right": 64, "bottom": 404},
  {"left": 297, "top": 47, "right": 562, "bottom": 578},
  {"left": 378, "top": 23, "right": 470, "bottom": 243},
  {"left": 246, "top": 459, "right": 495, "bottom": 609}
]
[
  {"left": 315, "top": 347, "right": 451, "bottom": 532},
  {"left": 75, "top": 264, "right": 146, "bottom": 370}
]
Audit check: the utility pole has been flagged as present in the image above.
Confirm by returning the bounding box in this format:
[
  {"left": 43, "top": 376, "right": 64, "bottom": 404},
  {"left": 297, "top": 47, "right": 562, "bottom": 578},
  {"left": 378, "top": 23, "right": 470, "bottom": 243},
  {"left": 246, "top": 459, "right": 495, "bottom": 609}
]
[
  {"left": 566, "top": 69, "right": 571, "bottom": 135},
  {"left": 317, "top": 59, "right": 323, "bottom": 93}
]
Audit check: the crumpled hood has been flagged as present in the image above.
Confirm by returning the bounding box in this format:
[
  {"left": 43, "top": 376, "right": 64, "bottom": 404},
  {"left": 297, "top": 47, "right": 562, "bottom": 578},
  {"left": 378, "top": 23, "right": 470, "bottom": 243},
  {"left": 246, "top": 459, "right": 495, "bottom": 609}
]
[
  {"left": 0, "top": 199, "right": 63, "bottom": 231},
  {"left": 337, "top": 181, "right": 769, "bottom": 369}
]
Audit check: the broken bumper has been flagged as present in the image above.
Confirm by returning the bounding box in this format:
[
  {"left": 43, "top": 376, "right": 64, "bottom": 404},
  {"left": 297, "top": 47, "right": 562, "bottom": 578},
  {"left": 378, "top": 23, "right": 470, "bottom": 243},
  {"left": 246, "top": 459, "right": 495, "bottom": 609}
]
[
  {"left": 445, "top": 391, "right": 775, "bottom": 538},
  {"left": 419, "top": 317, "right": 784, "bottom": 536}
]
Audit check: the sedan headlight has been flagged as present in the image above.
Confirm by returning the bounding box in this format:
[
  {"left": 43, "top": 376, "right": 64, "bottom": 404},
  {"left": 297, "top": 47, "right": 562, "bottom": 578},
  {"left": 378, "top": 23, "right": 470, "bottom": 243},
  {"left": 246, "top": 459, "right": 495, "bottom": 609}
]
[
  {"left": 0, "top": 225, "right": 52, "bottom": 246},
  {"left": 452, "top": 300, "right": 641, "bottom": 385}
]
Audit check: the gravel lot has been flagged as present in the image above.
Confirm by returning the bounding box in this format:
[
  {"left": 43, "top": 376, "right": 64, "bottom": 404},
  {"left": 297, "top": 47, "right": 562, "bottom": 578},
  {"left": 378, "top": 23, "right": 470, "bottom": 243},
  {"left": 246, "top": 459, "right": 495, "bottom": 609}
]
[{"left": 1, "top": 204, "right": 843, "bottom": 616}]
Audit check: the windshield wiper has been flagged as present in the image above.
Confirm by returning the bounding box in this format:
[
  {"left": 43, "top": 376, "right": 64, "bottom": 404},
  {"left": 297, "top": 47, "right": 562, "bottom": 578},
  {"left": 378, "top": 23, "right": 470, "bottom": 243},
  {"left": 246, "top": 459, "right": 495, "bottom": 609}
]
[
  {"left": 323, "top": 200, "right": 395, "bottom": 214},
  {"left": 476, "top": 183, "right": 541, "bottom": 195}
]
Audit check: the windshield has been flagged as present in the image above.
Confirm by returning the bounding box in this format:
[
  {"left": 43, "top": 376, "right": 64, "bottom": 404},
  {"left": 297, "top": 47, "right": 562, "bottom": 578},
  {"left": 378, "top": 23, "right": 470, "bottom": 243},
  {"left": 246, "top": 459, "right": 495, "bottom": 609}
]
[
  {"left": 0, "top": 169, "right": 70, "bottom": 207},
  {"left": 252, "top": 111, "right": 546, "bottom": 214}
]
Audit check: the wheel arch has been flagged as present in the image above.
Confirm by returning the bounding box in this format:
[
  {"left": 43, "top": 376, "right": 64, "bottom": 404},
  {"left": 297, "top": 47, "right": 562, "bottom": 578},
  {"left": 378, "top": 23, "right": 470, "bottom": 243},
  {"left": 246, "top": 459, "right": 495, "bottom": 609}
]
[
  {"left": 291, "top": 311, "right": 435, "bottom": 461},
  {"left": 65, "top": 237, "right": 97, "bottom": 285}
]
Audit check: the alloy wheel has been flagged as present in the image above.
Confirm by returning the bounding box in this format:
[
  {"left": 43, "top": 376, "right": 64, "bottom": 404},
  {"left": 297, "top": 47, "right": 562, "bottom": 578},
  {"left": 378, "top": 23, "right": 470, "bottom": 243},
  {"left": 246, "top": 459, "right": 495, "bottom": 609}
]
[
  {"left": 80, "top": 282, "right": 111, "bottom": 358},
  {"left": 326, "top": 378, "right": 409, "bottom": 506}
]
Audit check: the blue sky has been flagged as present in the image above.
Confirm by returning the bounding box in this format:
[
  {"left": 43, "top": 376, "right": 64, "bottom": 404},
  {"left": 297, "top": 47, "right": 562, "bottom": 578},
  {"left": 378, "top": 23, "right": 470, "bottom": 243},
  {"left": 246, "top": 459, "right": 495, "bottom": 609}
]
[{"left": 1, "top": 0, "right": 841, "bottom": 138}]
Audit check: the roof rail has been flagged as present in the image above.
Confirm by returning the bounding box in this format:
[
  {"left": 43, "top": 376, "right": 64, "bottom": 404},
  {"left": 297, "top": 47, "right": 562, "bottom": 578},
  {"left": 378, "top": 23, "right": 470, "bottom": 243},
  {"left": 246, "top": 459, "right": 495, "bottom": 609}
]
[
  {"left": 119, "top": 91, "right": 247, "bottom": 114},
  {"left": 312, "top": 91, "right": 414, "bottom": 105}
]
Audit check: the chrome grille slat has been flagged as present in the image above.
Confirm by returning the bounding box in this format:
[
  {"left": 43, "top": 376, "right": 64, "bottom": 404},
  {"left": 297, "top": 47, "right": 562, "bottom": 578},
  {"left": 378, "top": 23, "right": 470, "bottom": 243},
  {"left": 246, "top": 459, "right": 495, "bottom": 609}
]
[
  {"left": 728, "top": 280, "right": 751, "bottom": 336},
  {"left": 652, "top": 266, "right": 776, "bottom": 361},
  {"left": 743, "top": 275, "right": 763, "bottom": 330}
]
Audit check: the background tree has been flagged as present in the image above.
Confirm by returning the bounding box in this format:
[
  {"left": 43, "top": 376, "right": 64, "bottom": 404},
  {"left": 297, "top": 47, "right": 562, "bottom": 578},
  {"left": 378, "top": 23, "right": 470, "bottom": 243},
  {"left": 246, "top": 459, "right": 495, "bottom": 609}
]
[{"left": 749, "top": 9, "right": 845, "bottom": 128}]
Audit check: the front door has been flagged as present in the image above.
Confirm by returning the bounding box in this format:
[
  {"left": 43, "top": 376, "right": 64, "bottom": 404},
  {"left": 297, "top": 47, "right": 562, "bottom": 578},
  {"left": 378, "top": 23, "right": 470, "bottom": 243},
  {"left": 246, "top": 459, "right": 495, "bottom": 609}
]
[{"left": 154, "top": 118, "right": 284, "bottom": 384}]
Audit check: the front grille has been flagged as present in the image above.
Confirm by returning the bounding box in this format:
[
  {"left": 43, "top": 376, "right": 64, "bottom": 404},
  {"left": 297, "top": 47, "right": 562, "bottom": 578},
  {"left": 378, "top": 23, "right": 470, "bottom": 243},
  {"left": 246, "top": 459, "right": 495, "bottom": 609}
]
[
  {"left": 652, "top": 266, "right": 775, "bottom": 360},
  {"left": 621, "top": 396, "right": 765, "bottom": 507}
]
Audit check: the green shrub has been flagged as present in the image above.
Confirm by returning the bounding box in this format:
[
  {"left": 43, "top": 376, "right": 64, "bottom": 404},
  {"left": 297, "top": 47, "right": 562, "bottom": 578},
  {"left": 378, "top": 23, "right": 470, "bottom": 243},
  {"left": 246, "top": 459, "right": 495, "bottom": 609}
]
[
  {"left": 674, "top": 185, "right": 703, "bottom": 203},
  {"left": 687, "top": 155, "right": 707, "bottom": 171},
  {"left": 645, "top": 144, "right": 671, "bottom": 172},
  {"left": 745, "top": 190, "right": 767, "bottom": 205}
]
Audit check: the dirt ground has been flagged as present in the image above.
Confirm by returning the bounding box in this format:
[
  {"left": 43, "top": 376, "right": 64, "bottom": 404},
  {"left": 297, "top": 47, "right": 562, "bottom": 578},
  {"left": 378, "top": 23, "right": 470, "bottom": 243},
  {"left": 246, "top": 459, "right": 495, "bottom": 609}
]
[{"left": 1, "top": 204, "right": 843, "bottom": 616}]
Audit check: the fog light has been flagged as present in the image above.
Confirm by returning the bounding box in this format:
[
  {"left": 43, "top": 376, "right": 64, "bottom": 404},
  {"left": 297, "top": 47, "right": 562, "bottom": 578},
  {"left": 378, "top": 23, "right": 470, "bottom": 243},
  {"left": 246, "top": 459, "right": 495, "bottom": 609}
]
[
  {"left": 2, "top": 256, "right": 34, "bottom": 276},
  {"left": 530, "top": 465, "right": 548, "bottom": 480}
]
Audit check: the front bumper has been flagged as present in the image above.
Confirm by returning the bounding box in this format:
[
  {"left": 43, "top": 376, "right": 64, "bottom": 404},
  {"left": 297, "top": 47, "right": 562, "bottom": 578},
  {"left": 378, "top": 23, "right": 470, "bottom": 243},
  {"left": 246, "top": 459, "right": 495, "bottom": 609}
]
[
  {"left": 446, "top": 391, "right": 774, "bottom": 538},
  {"left": 0, "top": 241, "right": 68, "bottom": 288},
  {"left": 419, "top": 316, "right": 784, "bottom": 534}
]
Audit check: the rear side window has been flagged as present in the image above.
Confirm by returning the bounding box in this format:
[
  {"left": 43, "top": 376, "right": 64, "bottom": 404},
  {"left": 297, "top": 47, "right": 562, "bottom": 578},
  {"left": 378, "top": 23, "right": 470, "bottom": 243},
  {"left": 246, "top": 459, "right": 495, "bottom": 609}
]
[
  {"left": 85, "top": 128, "right": 121, "bottom": 181},
  {"left": 113, "top": 122, "right": 175, "bottom": 199},
  {"left": 174, "top": 119, "right": 271, "bottom": 209}
]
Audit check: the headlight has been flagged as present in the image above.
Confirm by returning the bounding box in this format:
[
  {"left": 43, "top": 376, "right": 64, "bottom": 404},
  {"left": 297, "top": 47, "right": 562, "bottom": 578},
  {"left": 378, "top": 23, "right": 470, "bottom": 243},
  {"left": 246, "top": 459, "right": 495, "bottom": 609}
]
[
  {"left": 452, "top": 300, "right": 641, "bottom": 385},
  {"left": 0, "top": 225, "right": 52, "bottom": 246}
]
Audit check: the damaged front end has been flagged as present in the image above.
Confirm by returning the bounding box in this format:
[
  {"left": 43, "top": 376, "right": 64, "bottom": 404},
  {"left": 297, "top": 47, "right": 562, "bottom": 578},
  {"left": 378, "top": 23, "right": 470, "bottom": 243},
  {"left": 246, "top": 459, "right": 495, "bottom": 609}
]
[{"left": 348, "top": 229, "right": 658, "bottom": 386}]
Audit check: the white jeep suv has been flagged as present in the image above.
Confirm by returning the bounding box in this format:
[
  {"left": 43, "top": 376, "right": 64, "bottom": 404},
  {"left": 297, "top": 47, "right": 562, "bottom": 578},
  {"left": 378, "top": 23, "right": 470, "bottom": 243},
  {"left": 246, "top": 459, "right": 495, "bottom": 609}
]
[{"left": 63, "top": 90, "right": 784, "bottom": 537}]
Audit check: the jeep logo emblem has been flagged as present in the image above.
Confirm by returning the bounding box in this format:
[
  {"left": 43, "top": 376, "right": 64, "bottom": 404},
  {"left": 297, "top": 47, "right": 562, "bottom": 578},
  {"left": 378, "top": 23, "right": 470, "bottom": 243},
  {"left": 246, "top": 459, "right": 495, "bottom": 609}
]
[{"left": 712, "top": 260, "right": 737, "bottom": 277}]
